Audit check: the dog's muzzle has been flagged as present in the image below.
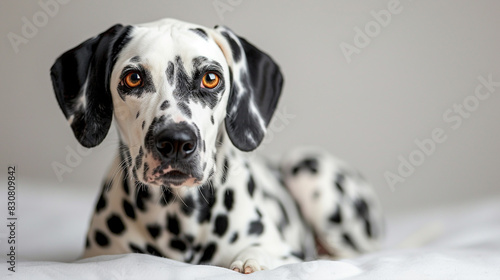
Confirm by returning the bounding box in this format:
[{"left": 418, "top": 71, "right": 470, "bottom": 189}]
[
  {"left": 155, "top": 123, "right": 197, "bottom": 160},
  {"left": 151, "top": 122, "right": 201, "bottom": 186}
]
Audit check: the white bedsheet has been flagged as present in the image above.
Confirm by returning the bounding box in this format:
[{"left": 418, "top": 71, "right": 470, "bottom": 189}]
[{"left": 1, "top": 181, "right": 499, "bottom": 279}]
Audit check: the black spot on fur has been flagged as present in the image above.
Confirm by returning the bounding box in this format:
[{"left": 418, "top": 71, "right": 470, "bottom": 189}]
[
  {"left": 170, "top": 239, "right": 187, "bottom": 251},
  {"left": 142, "top": 120, "right": 145, "bottom": 130},
  {"left": 354, "top": 199, "right": 372, "bottom": 237},
  {"left": 197, "top": 208, "right": 212, "bottom": 224},
  {"left": 229, "top": 232, "right": 239, "bottom": 243},
  {"left": 122, "top": 199, "right": 136, "bottom": 220},
  {"left": 95, "top": 230, "right": 109, "bottom": 246},
  {"left": 147, "top": 224, "right": 161, "bottom": 239},
  {"left": 177, "top": 101, "right": 192, "bottom": 118},
  {"left": 224, "top": 189, "right": 234, "bottom": 211},
  {"left": 197, "top": 183, "right": 216, "bottom": 223},
  {"left": 199, "top": 242, "right": 217, "bottom": 264},
  {"left": 135, "top": 146, "right": 143, "bottom": 170},
  {"left": 365, "top": 219, "right": 373, "bottom": 238},
  {"left": 132, "top": 169, "right": 138, "bottom": 181},
  {"left": 329, "top": 207, "right": 342, "bottom": 224},
  {"left": 255, "top": 208, "right": 262, "bottom": 218},
  {"left": 181, "top": 195, "right": 195, "bottom": 216},
  {"left": 95, "top": 193, "right": 106, "bottom": 213},
  {"left": 160, "top": 186, "right": 174, "bottom": 206},
  {"left": 210, "top": 115, "right": 214, "bottom": 124},
  {"left": 247, "top": 175, "right": 255, "bottom": 197},
  {"left": 160, "top": 100, "right": 170, "bottom": 110},
  {"left": 107, "top": 214, "right": 126, "bottom": 235},
  {"left": 192, "top": 56, "right": 208, "bottom": 69},
  {"left": 174, "top": 56, "right": 190, "bottom": 96},
  {"left": 166, "top": 61, "right": 174, "bottom": 86},
  {"left": 190, "top": 28, "right": 208, "bottom": 40},
  {"left": 142, "top": 163, "right": 149, "bottom": 183},
  {"left": 221, "top": 157, "right": 229, "bottom": 184},
  {"left": 292, "top": 158, "right": 318, "bottom": 175},
  {"left": 167, "top": 215, "right": 180, "bottom": 235},
  {"left": 85, "top": 237, "right": 90, "bottom": 248},
  {"left": 342, "top": 233, "right": 358, "bottom": 251},
  {"left": 213, "top": 214, "right": 229, "bottom": 237},
  {"left": 129, "top": 243, "right": 144, "bottom": 254},
  {"left": 248, "top": 220, "right": 264, "bottom": 236},
  {"left": 193, "top": 244, "right": 202, "bottom": 252},
  {"left": 185, "top": 234, "right": 195, "bottom": 244},
  {"left": 354, "top": 199, "right": 369, "bottom": 220},
  {"left": 136, "top": 111, "right": 140, "bottom": 119},
  {"left": 122, "top": 175, "right": 130, "bottom": 195},
  {"left": 291, "top": 251, "right": 305, "bottom": 260},
  {"left": 144, "top": 116, "right": 164, "bottom": 155},
  {"left": 135, "top": 184, "right": 151, "bottom": 212},
  {"left": 146, "top": 244, "right": 164, "bottom": 257},
  {"left": 335, "top": 173, "right": 345, "bottom": 194}
]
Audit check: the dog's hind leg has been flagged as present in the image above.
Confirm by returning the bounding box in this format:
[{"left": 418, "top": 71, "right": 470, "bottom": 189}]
[{"left": 279, "top": 147, "right": 384, "bottom": 258}]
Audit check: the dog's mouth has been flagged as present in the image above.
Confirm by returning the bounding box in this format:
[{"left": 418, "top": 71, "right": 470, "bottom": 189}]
[
  {"left": 162, "top": 170, "right": 190, "bottom": 183},
  {"left": 146, "top": 166, "right": 201, "bottom": 187}
]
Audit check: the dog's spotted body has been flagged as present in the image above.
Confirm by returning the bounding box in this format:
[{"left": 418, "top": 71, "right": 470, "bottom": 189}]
[{"left": 51, "top": 19, "right": 383, "bottom": 273}]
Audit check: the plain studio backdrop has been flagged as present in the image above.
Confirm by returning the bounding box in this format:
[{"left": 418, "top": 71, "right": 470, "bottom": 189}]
[{"left": 1, "top": 0, "right": 499, "bottom": 218}]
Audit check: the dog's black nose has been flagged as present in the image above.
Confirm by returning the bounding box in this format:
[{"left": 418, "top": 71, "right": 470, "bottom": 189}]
[{"left": 155, "top": 125, "right": 197, "bottom": 160}]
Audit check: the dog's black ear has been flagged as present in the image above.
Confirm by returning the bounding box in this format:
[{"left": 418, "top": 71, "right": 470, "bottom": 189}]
[
  {"left": 211, "top": 26, "right": 284, "bottom": 152},
  {"left": 50, "top": 24, "right": 132, "bottom": 148}
]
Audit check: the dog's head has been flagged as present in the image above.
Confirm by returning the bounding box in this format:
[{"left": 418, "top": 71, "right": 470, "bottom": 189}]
[{"left": 51, "top": 19, "right": 283, "bottom": 188}]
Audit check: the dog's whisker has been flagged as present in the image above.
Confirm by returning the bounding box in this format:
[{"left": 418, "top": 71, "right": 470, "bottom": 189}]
[
  {"left": 175, "top": 192, "right": 188, "bottom": 209},
  {"left": 105, "top": 156, "right": 130, "bottom": 192},
  {"left": 197, "top": 186, "right": 209, "bottom": 205}
]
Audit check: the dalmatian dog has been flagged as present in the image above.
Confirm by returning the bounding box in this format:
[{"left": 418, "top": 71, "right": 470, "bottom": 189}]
[{"left": 50, "top": 18, "right": 383, "bottom": 274}]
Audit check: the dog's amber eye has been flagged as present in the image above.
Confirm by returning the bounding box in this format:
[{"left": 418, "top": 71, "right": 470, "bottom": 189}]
[
  {"left": 124, "top": 72, "right": 142, "bottom": 88},
  {"left": 201, "top": 72, "right": 220, "bottom": 89}
]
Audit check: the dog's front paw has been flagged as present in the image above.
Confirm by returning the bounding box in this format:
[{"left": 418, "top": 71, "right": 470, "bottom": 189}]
[{"left": 230, "top": 259, "right": 267, "bottom": 274}]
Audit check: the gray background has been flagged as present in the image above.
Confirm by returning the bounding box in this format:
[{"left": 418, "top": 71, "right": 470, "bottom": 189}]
[{"left": 1, "top": 0, "right": 499, "bottom": 214}]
